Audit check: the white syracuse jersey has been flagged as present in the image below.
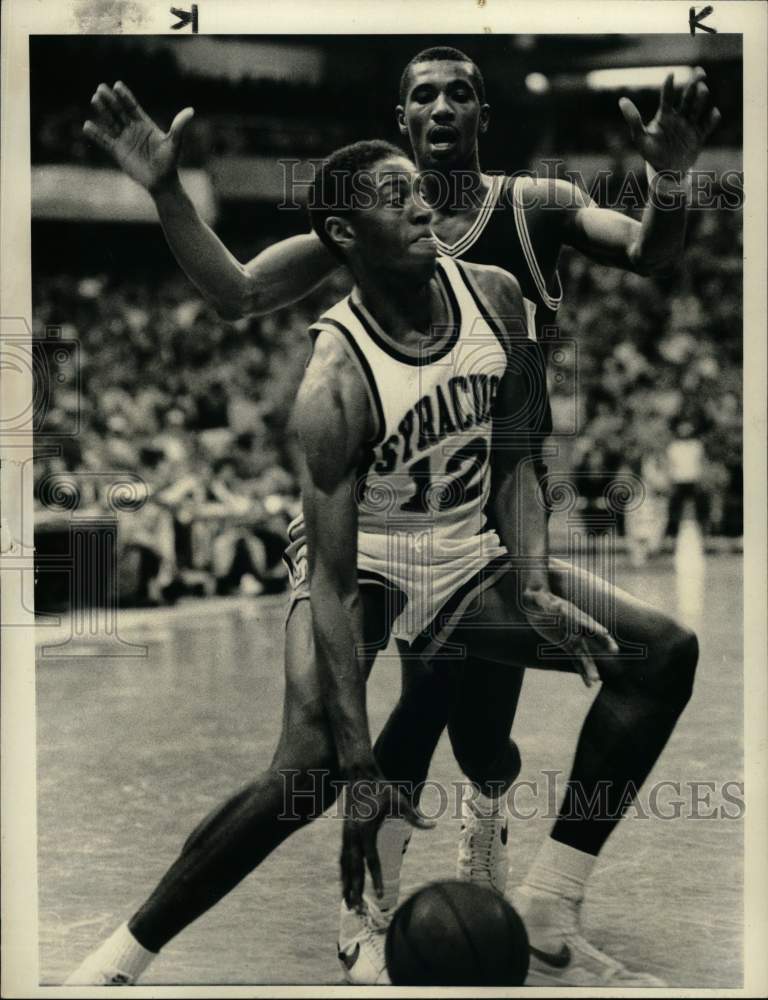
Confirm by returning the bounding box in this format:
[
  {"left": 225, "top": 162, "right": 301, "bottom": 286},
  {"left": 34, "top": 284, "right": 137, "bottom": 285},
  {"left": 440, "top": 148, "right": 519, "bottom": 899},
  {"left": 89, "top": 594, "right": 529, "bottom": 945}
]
[{"left": 284, "top": 256, "right": 515, "bottom": 655}]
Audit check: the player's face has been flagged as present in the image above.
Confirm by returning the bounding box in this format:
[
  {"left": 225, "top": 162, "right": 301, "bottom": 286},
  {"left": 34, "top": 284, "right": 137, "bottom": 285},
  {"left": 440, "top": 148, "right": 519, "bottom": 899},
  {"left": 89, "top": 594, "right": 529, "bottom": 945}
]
[
  {"left": 347, "top": 156, "right": 437, "bottom": 280},
  {"left": 397, "top": 61, "right": 489, "bottom": 169}
]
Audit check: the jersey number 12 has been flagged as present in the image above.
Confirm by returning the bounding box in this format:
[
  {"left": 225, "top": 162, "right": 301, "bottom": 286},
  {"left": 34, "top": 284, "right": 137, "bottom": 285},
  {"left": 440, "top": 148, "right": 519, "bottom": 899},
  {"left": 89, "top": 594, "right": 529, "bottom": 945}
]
[{"left": 401, "top": 436, "right": 488, "bottom": 513}]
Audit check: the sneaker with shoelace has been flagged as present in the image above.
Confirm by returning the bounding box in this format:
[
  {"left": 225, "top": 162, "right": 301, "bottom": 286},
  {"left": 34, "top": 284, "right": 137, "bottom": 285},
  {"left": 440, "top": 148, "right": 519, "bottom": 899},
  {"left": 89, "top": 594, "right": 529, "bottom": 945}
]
[
  {"left": 512, "top": 885, "right": 667, "bottom": 987},
  {"left": 337, "top": 898, "right": 391, "bottom": 985},
  {"left": 456, "top": 795, "right": 510, "bottom": 894}
]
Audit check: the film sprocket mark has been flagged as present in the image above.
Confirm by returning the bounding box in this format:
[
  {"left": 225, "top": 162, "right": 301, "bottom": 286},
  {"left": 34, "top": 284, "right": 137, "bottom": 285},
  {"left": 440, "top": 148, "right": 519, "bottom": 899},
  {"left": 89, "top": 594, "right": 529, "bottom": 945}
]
[
  {"left": 170, "top": 4, "right": 198, "bottom": 33},
  {"left": 689, "top": 6, "right": 716, "bottom": 35}
]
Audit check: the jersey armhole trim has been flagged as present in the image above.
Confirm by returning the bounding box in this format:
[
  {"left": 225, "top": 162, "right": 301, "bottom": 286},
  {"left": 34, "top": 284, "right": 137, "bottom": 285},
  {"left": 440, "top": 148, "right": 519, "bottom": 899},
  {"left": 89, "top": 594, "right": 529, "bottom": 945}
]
[
  {"left": 511, "top": 176, "right": 563, "bottom": 312},
  {"left": 310, "top": 318, "right": 386, "bottom": 447}
]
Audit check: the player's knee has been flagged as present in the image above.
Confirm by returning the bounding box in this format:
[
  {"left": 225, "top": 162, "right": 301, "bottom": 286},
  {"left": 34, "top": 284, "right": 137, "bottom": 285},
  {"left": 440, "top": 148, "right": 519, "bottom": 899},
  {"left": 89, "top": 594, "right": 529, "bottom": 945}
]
[
  {"left": 607, "top": 622, "right": 698, "bottom": 711},
  {"left": 644, "top": 623, "right": 698, "bottom": 708},
  {"left": 451, "top": 735, "right": 522, "bottom": 791},
  {"left": 664, "top": 625, "right": 699, "bottom": 707}
]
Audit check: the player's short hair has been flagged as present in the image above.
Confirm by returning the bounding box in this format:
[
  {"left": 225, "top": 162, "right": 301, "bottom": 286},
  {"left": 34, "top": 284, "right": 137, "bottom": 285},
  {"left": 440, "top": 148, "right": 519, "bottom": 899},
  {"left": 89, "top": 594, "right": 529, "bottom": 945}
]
[
  {"left": 308, "top": 139, "right": 407, "bottom": 260},
  {"left": 399, "top": 46, "right": 486, "bottom": 104}
]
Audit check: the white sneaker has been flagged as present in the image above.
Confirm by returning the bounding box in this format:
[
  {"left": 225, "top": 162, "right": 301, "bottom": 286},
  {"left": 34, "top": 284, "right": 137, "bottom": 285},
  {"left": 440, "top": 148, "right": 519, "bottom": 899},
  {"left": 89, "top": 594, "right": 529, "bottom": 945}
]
[
  {"left": 337, "top": 899, "right": 391, "bottom": 985},
  {"left": 63, "top": 924, "right": 154, "bottom": 985},
  {"left": 513, "top": 886, "right": 667, "bottom": 987},
  {"left": 64, "top": 958, "right": 136, "bottom": 986},
  {"left": 456, "top": 796, "right": 509, "bottom": 894}
]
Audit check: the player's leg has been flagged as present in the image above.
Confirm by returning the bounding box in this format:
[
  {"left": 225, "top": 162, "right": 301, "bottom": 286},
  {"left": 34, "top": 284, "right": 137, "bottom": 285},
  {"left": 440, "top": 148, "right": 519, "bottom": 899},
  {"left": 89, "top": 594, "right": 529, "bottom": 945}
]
[
  {"left": 64, "top": 599, "right": 341, "bottom": 984},
  {"left": 127, "top": 600, "right": 343, "bottom": 954},
  {"left": 342, "top": 651, "right": 523, "bottom": 972},
  {"left": 452, "top": 559, "right": 697, "bottom": 985},
  {"left": 516, "top": 557, "right": 695, "bottom": 985},
  {"left": 366, "top": 654, "right": 459, "bottom": 905},
  {"left": 374, "top": 651, "right": 459, "bottom": 803},
  {"left": 446, "top": 660, "right": 524, "bottom": 894},
  {"left": 362, "top": 652, "right": 521, "bottom": 900},
  {"left": 363, "top": 647, "right": 523, "bottom": 908},
  {"left": 65, "top": 591, "right": 395, "bottom": 986},
  {"left": 459, "top": 558, "right": 697, "bottom": 849},
  {"left": 539, "top": 557, "right": 697, "bottom": 854}
]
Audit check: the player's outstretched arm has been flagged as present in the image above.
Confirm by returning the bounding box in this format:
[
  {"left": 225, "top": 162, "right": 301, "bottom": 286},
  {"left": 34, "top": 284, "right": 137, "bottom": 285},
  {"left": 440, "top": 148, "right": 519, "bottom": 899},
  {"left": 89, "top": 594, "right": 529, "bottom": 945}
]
[
  {"left": 297, "top": 333, "right": 434, "bottom": 910},
  {"left": 83, "top": 82, "right": 339, "bottom": 319},
  {"left": 557, "top": 68, "right": 721, "bottom": 275},
  {"left": 475, "top": 267, "right": 618, "bottom": 684}
]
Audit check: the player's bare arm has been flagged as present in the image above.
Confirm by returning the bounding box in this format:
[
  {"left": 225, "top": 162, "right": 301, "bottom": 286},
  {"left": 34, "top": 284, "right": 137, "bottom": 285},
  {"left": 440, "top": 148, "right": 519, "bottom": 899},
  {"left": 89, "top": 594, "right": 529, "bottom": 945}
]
[
  {"left": 296, "top": 332, "right": 374, "bottom": 774},
  {"left": 296, "top": 331, "right": 433, "bottom": 910},
  {"left": 472, "top": 265, "right": 618, "bottom": 684},
  {"left": 84, "top": 82, "right": 339, "bottom": 319},
  {"left": 537, "top": 69, "right": 720, "bottom": 275}
]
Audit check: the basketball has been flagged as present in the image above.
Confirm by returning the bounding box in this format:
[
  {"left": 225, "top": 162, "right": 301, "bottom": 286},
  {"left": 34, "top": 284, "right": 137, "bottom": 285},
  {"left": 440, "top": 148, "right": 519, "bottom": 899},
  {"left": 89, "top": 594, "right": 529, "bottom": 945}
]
[{"left": 385, "top": 880, "right": 530, "bottom": 986}]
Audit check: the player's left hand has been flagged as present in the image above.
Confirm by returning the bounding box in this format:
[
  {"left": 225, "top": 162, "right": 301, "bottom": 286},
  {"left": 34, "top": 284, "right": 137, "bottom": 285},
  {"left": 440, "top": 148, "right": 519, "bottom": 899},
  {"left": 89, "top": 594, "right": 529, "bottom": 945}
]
[
  {"left": 619, "top": 68, "right": 721, "bottom": 174},
  {"left": 341, "top": 777, "right": 435, "bottom": 913},
  {"left": 522, "top": 588, "right": 619, "bottom": 689}
]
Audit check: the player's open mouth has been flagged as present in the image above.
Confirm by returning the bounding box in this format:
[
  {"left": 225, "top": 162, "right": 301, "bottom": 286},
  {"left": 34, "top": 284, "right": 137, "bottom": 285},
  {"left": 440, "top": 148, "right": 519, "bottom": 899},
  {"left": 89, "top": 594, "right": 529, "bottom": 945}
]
[{"left": 428, "top": 125, "right": 458, "bottom": 149}]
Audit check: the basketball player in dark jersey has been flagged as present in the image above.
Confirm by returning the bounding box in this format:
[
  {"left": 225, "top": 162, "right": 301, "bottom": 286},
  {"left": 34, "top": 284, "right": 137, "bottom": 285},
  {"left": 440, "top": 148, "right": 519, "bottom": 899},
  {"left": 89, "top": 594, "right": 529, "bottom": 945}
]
[{"left": 76, "top": 50, "right": 718, "bottom": 986}]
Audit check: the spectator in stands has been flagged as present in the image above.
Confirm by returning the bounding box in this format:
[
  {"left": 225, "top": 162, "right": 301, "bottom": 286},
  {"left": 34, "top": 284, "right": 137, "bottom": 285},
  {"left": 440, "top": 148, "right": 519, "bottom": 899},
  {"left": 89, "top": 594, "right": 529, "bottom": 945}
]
[
  {"left": 117, "top": 447, "right": 181, "bottom": 606},
  {"left": 204, "top": 457, "right": 287, "bottom": 596},
  {"left": 623, "top": 440, "right": 671, "bottom": 567},
  {"left": 666, "top": 420, "right": 708, "bottom": 538}
]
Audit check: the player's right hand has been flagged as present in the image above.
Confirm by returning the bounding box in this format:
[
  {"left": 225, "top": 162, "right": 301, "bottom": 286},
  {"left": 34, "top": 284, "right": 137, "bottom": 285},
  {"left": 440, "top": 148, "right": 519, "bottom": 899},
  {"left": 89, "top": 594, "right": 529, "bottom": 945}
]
[
  {"left": 83, "top": 82, "right": 194, "bottom": 194},
  {"left": 341, "top": 776, "right": 435, "bottom": 913},
  {"left": 522, "top": 588, "right": 619, "bottom": 688}
]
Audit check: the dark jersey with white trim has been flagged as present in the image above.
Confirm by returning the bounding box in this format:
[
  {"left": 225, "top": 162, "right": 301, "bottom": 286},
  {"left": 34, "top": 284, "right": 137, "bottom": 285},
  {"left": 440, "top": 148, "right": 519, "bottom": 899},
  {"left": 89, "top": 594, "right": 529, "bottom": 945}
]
[{"left": 433, "top": 174, "right": 562, "bottom": 441}]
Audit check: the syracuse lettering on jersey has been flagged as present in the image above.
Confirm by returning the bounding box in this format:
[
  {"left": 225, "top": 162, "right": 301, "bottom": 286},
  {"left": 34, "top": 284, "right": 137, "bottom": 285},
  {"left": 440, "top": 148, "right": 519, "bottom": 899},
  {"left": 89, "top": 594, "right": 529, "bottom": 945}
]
[{"left": 373, "top": 372, "right": 501, "bottom": 474}]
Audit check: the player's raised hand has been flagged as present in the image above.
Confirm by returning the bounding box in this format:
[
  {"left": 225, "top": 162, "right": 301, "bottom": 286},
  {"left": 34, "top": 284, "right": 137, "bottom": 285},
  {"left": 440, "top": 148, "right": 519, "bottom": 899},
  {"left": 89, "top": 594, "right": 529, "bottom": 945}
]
[
  {"left": 522, "top": 588, "right": 618, "bottom": 688},
  {"left": 618, "top": 68, "right": 721, "bottom": 174},
  {"left": 341, "top": 777, "right": 435, "bottom": 913},
  {"left": 83, "top": 81, "right": 194, "bottom": 194}
]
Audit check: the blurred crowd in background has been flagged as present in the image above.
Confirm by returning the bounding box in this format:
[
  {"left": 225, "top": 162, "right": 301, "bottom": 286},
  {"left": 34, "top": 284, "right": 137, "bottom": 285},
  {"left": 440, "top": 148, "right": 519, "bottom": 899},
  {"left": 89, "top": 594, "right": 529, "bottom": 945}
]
[
  {"left": 31, "top": 35, "right": 743, "bottom": 607},
  {"left": 554, "top": 204, "right": 742, "bottom": 565},
  {"left": 33, "top": 270, "right": 337, "bottom": 604},
  {"left": 33, "top": 202, "right": 742, "bottom": 604}
]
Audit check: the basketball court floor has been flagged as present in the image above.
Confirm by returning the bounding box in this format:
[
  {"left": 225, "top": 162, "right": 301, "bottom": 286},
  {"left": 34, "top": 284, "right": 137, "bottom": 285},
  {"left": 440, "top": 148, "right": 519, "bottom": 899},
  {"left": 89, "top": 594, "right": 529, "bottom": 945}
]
[{"left": 37, "top": 555, "right": 743, "bottom": 987}]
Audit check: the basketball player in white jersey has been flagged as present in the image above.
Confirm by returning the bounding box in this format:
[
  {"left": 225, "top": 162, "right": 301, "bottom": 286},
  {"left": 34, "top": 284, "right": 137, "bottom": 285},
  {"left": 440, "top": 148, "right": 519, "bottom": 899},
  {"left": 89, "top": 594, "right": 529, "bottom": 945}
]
[
  {"left": 66, "top": 138, "right": 613, "bottom": 984},
  {"left": 77, "top": 52, "right": 716, "bottom": 985},
  {"left": 68, "top": 141, "right": 700, "bottom": 988}
]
